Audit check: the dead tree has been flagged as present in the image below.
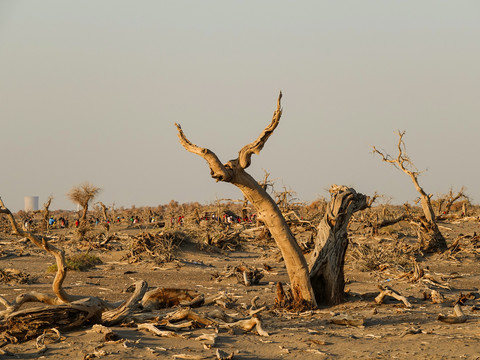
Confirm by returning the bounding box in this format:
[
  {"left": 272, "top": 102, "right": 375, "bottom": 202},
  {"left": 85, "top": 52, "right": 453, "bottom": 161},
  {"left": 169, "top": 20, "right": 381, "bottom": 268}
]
[
  {"left": 439, "top": 187, "right": 467, "bottom": 215},
  {"left": 176, "top": 93, "right": 316, "bottom": 307},
  {"left": 67, "top": 182, "right": 101, "bottom": 239},
  {"left": 373, "top": 131, "right": 447, "bottom": 252},
  {"left": 42, "top": 196, "right": 53, "bottom": 232},
  {"left": 97, "top": 202, "right": 109, "bottom": 222},
  {"left": 308, "top": 185, "right": 368, "bottom": 305},
  {"left": 0, "top": 197, "right": 147, "bottom": 342},
  {"left": 275, "top": 186, "right": 298, "bottom": 213},
  {"left": 176, "top": 93, "right": 369, "bottom": 307},
  {"left": 68, "top": 182, "right": 100, "bottom": 225}
]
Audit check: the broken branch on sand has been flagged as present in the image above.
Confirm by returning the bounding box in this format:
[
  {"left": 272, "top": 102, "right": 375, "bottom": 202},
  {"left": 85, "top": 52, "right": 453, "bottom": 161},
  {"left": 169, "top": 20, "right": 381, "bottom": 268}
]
[
  {"left": 437, "top": 304, "right": 467, "bottom": 324},
  {"left": 375, "top": 285, "right": 412, "bottom": 308}
]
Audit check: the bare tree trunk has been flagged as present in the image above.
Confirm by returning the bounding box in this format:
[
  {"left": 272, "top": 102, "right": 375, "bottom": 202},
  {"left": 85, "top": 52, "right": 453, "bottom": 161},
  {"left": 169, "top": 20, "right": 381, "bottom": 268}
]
[
  {"left": 99, "top": 202, "right": 108, "bottom": 221},
  {"left": 308, "top": 186, "right": 368, "bottom": 305},
  {"left": 42, "top": 196, "right": 53, "bottom": 233},
  {"left": 80, "top": 203, "right": 88, "bottom": 225},
  {"left": 436, "top": 199, "right": 445, "bottom": 216},
  {"left": 232, "top": 167, "right": 314, "bottom": 305},
  {"left": 175, "top": 93, "right": 317, "bottom": 307},
  {"left": 414, "top": 181, "right": 446, "bottom": 252},
  {"left": 242, "top": 196, "right": 249, "bottom": 220}
]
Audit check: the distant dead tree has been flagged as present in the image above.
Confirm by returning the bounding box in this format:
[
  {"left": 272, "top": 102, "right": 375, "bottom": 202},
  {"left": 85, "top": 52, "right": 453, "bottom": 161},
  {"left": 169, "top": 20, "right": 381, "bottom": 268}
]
[
  {"left": 275, "top": 186, "right": 299, "bottom": 213},
  {"left": 373, "top": 131, "right": 447, "bottom": 252},
  {"left": 67, "top": 182, "right": 101, "bottom": 239},
  {"left": 437, "top": 187, "right": 468, "bottom": 216},
  {"left": 68, "top": 182, "right": 101, "bottom": 224},
  {"left": 42, "top": 195, "right": 53, "bottom": 232},
  {"left": 176, "top": 92, "right": 368, "bottom": 307},
  {"left": 96, "top": 202, "right": 109, "bottom": 221}
]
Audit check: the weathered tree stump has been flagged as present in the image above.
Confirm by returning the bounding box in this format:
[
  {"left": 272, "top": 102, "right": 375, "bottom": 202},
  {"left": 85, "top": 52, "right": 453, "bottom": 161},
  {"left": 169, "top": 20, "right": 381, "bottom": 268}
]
[{"left": 308, "top": 185, "right": 368, "bottom": 305}]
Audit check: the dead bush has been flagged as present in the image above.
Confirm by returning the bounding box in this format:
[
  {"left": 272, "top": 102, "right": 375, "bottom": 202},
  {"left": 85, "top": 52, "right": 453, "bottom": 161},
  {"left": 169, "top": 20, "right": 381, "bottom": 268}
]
[
  {"left": 125, "top": 230, "right": 187, "bottom": 264},
  {"left": 348, "top": 240, "right": 412, "bottom": 272}
]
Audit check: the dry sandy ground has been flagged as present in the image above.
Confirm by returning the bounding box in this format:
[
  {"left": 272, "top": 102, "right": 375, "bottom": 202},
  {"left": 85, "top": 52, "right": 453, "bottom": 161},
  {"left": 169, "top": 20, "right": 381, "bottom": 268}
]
[{"left": 0, "top": 220, "right": 479, "bottom": 360}]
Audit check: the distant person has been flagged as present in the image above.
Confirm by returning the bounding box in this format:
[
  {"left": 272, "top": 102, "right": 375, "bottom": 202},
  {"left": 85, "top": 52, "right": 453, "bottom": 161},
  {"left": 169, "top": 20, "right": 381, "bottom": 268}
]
[{"left": 75, "top": 219, "right": 79, "bottom": 228}]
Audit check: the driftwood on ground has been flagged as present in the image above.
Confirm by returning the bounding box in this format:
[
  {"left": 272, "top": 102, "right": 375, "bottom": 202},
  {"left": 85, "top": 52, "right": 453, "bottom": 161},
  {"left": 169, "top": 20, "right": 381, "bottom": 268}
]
[{"left": 375, "top": 285, "right": 412, "bottom": 308}]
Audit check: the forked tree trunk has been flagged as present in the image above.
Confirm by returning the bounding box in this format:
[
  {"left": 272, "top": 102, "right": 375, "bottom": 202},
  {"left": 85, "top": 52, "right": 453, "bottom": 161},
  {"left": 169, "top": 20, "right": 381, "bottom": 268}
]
[
  {"left": 308, "top": 186, "right": 368, "bottom": 305},
  {"left": 175, "top": 93, "right": 317, "bottom": 307}
]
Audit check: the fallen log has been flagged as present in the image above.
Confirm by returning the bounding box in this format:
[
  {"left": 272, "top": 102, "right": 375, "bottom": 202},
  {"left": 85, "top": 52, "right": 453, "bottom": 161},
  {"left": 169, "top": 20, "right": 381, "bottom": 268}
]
[
  {"left": 102, "top": 280, "right": 148, "bottom": 326},
  {"left": 0, "top": 301, "right": 102, "bottom": 343},
  {"left": 329, "top": 314, "right": 365, "bottom": 327}
]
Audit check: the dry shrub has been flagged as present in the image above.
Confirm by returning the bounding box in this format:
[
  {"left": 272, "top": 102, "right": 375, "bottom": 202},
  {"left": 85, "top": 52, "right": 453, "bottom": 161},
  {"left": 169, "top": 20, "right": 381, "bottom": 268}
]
[
  {"left": 126, "top": 230, "right": 187, "bottom": 264},
  {"left": 0, "top": 268, "right": 33, "bottom": 285},
  {"left": 67, "top": 182, "right": 100, "bottom": 209},
  {"left": 348, "top": 240, "right": 412, "bottom": 272},
  {"left": 190, "top": 221, "right": 244, "bottom": 251}
]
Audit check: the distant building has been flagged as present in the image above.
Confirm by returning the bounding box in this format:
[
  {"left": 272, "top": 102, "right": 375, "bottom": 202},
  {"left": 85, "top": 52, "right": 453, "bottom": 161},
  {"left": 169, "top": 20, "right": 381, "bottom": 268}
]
[{"left": 24, "top": 196, "right": 39, "bottom": 212}]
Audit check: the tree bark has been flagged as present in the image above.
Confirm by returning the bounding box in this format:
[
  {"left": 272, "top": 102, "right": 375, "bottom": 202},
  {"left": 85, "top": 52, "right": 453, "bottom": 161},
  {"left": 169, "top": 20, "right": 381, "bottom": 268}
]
[
  {"left": 230, "top": 165, "right": 315, "bottom": 305},
  {"left": 308, "top": 186, "right": 368, "bottom": 305}
]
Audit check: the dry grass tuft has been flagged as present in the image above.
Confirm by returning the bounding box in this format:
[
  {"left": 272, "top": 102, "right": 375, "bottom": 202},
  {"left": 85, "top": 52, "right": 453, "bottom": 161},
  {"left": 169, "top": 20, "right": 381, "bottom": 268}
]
[{"left": 47, "top": 253, "right": 102, "bottom": 272}]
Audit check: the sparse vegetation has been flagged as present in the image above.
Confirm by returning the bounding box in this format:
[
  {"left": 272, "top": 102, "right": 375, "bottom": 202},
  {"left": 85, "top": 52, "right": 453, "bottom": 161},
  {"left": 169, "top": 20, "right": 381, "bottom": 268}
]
[{"left": 47, "top": 253, "right": 102, "bottom": 272}]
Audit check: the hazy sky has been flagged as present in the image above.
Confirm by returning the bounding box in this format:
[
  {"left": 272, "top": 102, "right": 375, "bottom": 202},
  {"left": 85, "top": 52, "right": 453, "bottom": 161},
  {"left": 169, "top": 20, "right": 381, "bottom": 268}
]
[{"left": 1, "top": 1, "right": 479, "bottom": 212}]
